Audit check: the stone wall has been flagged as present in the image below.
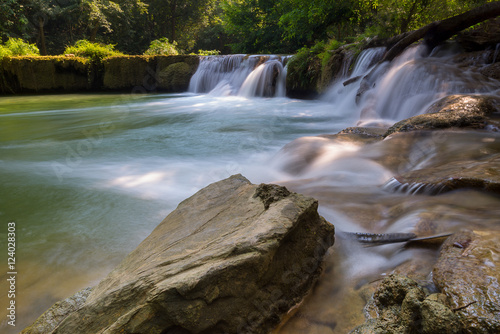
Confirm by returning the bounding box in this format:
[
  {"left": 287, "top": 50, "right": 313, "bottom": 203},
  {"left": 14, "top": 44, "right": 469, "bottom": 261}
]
[{"left": 0, "top": 55, "right": 199, "bottom": 94}]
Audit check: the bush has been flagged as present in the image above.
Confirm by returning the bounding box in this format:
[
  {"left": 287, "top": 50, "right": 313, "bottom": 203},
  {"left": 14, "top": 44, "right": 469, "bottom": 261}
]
[
  {"left": 196, "top": 50, "right": 221, "bottom": 56},
  {"left": 0, "top": 38, "right": 40, "bottom": 59},
  {"left": 0, "top": 45, "right": 13, "bottom": 59},
  {"left": 144, "top": 38, "right": 179, "bottom": 55},
  {"left": 63, "top": 40, "right": 123, "bottom": 61}
]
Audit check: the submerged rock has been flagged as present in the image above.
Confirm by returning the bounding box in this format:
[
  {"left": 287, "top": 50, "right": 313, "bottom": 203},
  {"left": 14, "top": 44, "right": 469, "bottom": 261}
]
[
  {"left": 24, "top": 175, "right": 334, "bottom": 334},
  {"left": 384, "top": 95, "right": 500, "bottom": 137},
  {"left": 433, "top": 230, "right": 500, "bottom": 333}
]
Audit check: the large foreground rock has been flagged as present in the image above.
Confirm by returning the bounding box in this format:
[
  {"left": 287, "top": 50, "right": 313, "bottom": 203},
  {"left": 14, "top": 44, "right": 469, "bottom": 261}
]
[
  {"left": 433, "top": 230, "right": 500, "bottom": 333},
  {"left": 24, "top": 174, "right": 334, "bottom": 334}
]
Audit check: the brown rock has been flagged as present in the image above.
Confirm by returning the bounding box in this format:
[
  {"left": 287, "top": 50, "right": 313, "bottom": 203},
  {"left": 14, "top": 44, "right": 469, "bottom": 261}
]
[
  {"left": 433, "top": 230, "right": 500, "bottom": 333},
  {"left": 384, "top": 94, "right": 500, "bottom": 137},
  {"left": 23, "top": 175, "right": 335, "bottom": 334}
]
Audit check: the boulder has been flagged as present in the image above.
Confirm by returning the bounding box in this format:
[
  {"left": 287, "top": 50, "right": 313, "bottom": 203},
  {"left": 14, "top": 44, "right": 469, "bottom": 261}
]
[
  {"left": 433, "top": 230, "right": 500, "bottom": 333},
  {"left": 24, "top": 174, "right": 334, "bottom": 334},
  {"left": 385, "top": 154, "right": 500, "bottom": 195},
  {"left": 384, "top": 94, "right": 500, "bottom": 137}
]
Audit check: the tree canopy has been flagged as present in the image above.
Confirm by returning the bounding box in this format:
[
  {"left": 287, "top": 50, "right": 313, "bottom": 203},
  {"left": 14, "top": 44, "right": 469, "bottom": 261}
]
[{"left": 0, "top": 0, "right": 496, "bottom": 55}]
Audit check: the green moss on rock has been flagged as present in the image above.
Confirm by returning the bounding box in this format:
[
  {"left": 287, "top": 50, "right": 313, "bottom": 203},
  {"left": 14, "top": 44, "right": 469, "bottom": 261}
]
[
  {"left": 1, "top": 56, "right": 90, "bottom": 93},
  {"left": 102, "top": 56, "right": 156, "bottom": 90}
]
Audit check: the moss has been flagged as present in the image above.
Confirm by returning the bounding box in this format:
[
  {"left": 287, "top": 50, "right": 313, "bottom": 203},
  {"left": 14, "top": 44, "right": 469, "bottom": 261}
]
[
  {"left": 0, "top": 56, "right": 90, "bottom": 93},
  {"left": 0, "top": 55, "right": 200, "bottom": 94},
  {"left": 102, "top": 56, "right": 157, "bottom": 90},
  {"left": 157, "top": 62, "right": 190, "bottom": 92},
  {"left": 286, "top": 47, "right": 322, "bottom": 98}
]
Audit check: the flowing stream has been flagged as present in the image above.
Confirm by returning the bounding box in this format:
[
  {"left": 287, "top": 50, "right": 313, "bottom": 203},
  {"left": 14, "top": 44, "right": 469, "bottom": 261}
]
[{"left": 1, "top": 47, "right": 500, "bottom": 333}]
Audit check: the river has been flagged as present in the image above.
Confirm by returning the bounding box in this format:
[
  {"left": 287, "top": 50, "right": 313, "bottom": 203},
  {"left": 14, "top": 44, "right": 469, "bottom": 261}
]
[{"left": 1, "top": 46, "right": 499, "bottom": 333}]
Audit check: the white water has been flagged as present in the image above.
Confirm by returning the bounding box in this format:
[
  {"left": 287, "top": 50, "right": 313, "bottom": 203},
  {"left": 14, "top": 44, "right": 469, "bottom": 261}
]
[
  {"left": 1, "top": 43, "right": 500, "bottom": 333},
  {"left": 188, "top": 55, "right": 289, "bottom": 97}
]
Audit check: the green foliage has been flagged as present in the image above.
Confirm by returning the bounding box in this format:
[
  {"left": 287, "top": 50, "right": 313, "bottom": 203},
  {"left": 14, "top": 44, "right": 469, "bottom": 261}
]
[
  {"left": 63, "top": 40, "right": 123, "bottom": 61},
  {"left": 0, "top": 38, "right": 40, "bottom": 58},
  {"left": 0, "top": 46, "right": 13, "bottom": 60},
  {"left": 286, "top": 45, "right": 322, "bottom": 91},
  {"left": 144, "top": 38, "right": 179, "bottom": 55},
  {"left": 0, "top": 0, "right": 497, "bottom": 56},
  {"left": 196, "top": 50, "right": 221, "bottom": 56}
]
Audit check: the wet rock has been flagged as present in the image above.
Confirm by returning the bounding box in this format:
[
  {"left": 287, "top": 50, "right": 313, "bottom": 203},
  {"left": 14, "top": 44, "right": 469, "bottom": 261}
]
[
  {"left": 384, "top": 95, "right": 500, "bottom": 137},
  {"left": 20, "top": 287, "right": 92, "bottom": 334},
  {"left": 338, "top": 126, "right": 387, "bottom": 138},
  {"left": 276, "top": 133, "right": 380, "bottom": 175},
  {"left": 433, "top": 230, "right": 500, "bottom": 333},
  {"left": 24, "top": 175, "right": 334, "bottom": 334},
  {"left": 480, "top": 62, "right": 500, "bottom": 80},
  {"left": 350, "top": 275, "right": 461, "bottom": 334},
  {"left": 387, "top": 154, "right": 500, "bottom": 195}
]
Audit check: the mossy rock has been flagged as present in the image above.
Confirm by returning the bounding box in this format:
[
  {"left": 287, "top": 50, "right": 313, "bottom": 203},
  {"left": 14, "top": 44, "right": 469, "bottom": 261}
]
[
  {"left": 384, "top": 94, "right": 500, "bottom": 137},
  {"left": 350, "top": 275, "right": 461, "bottom": 334},
  {"left": 157, "top": 62, "right": 193, "bottom": 92},
  {"left": 102, "top": 56, "right": 157, "bottom": 90},
  {"left": 1, "top": 56, "right": 90, "bottom": 93}
]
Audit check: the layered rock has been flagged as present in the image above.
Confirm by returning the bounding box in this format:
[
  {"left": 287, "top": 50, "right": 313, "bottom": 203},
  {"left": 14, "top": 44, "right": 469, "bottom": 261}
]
[
  {"left": 384, "top": 95, "right": 500, "bottom": 137},
  {"left": 385, "top": 154, "right": 500, "bottom": 195},
  {"left": 23, "top": 174, "right": 334, "bottom": 334}
]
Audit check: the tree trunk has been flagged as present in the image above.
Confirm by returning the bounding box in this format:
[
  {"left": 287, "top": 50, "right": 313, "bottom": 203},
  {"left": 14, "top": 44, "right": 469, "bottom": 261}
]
[
  {"left": 90, "top": 23, "right": 99, "bottom": 42},
  {"left": 38, "top": 16, "right": 47, "bottom": 55},
  {"left": 170, "top": 1, "right": 177, "bottom": 42},
  {"left": 382, "top": 2, "right": 500, "bottom": 63}
]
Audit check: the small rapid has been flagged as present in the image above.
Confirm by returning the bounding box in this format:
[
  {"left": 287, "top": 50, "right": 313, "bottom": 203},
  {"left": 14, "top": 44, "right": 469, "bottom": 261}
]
[{"left": 188, "top": 55, "right": 289, "bottom": 97}]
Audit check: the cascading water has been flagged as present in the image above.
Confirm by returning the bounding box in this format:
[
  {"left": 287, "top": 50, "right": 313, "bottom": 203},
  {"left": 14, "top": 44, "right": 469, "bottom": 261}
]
[
  {"left": 354, "top": 45, "right": 500, "bottom": 122},
  {"left": 3, "top": 39, "right": 500, "bottom": 334},
  {"left": 188, "top": 54, "right": 289, "bottom": 97}
]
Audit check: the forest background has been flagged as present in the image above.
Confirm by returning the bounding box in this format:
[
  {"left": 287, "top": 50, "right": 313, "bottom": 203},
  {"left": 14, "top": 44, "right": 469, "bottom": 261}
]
[{"left": 0, "top": 0, "right": 495, "bottom": 56}]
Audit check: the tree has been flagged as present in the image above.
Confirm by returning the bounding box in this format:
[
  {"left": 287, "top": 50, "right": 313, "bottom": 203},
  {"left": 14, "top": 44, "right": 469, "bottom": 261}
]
[
  {"left": 279, "top": 0, "right": 356, "bottom": 46},
  {"left": 0, "top": 0, "right": 30, "bottom": 41}
]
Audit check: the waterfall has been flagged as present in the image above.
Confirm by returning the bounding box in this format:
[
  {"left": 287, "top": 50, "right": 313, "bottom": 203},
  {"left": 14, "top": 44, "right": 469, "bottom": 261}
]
[
  {"left": 189, "top": 55, "right": 289, "bottom": 97},
  {"left": 350, "top": 47, "right": 386, "bottom": 77},
  {"left": 493, "top": 43, "right": 500, "bottom": 63},
  {"left": 322, "top": 47, "right": 385, "bottom": 104},
  {"left": 358, "top": 45, "right": 500, "bottom": 121}
]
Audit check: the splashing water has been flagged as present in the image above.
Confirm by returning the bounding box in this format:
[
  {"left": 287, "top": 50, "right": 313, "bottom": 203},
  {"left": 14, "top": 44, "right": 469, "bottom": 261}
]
[{"left": 188, "top": 55, "right": 289, "bottom": 97}]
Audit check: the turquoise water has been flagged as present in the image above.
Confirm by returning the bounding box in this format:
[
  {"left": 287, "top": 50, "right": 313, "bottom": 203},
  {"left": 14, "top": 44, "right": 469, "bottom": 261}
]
[{"left": 0, "top": 93, "right": 351, "bottom": 331}]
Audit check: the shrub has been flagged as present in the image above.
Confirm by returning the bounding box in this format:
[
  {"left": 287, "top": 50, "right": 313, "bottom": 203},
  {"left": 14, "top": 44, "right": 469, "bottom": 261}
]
[
  {"left": 63, "top": 40, "right": 123, "bottom": 61},
  {"left": 196, "top": 50, "right": 221, "bottom": 56},
  {"left": 0, "top": 45, "right": 13, "bottom": 59},
  {"left": 0, "top": 38, "right": 40, "bottom": 59},
  {"left": 144, "top": 38, "right": 179, "bottom": 55}
]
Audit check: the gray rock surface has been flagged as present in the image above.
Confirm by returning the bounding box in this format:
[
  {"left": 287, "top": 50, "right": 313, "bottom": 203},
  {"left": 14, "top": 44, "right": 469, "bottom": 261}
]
[{"left": 24, "top": 174, "right": 334, "bottom": 334}]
